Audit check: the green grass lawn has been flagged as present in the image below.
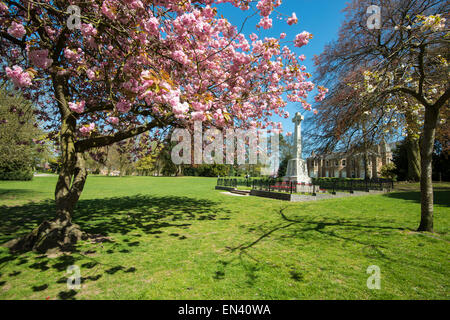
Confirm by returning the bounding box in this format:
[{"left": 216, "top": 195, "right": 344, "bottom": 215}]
[{"left": 0, "top": 176, "right": 449, "bottom": 300}]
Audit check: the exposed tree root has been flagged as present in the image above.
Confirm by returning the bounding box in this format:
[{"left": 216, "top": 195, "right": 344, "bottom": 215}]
[{"left": 3, "top": 219, "right": 88, "bottom": 254}]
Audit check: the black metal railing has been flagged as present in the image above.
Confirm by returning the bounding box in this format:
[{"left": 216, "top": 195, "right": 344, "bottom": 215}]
[
  {"left": 311, "top": 178, "right": 394, "bottom": 193},
  {"left": 252, "top": 179, "right": 293, "bottom": 193},
  {"left": 217, "top": 177, "right": 394, "bottom": 195},
  {"left": 217, "top": 178, "right": 254, "bottom": 188}
]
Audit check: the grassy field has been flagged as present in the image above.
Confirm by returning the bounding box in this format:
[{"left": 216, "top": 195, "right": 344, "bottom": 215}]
[{"left": 0, "top": 176, "right": 448, "bottom": 300}]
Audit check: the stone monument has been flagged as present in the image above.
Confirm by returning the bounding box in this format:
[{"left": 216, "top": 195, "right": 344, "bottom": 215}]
[{"left": 284, "top": 112, "right": 311, "bottom": 183}]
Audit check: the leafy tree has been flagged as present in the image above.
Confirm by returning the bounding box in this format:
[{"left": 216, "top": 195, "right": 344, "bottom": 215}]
[
  {"left": 277, "top": 158, "right": 289, "bottom": 177},
  {"left": 135, "top": 155, "right": 156, "bottom": 176},
  {"left": 392, "top": 140, "right": 409, "bottom": 181},
  {"left": 432, "top": 140, "right": 450, "bottom": 181},
  {"left": 0, "top": 87, "right": 43, "bottom": 180},
  {"left": 312, "top": 0, "right": 449, "bottom": 232}
]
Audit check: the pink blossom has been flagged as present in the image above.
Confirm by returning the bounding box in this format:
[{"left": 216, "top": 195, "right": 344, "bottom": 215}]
[
  {"left": 280, "top": 33, "right": 286, "bottom": 39},
  {"left": 45, "top": 26, "right": 57, "bottom": 40},
  {"left": 258, "top": 17, "right": 272, "bottom": 30},
  {"left": 287, "top": 13, "right": 298, "bottom": 25},
  {"left": 256, "top": 0, "right": 274, "bottom": 17},
  {"left": 126, "top": 0, "right": 143, "bottom": 10},
  {"left": 68, "top": 101, "right": 85, "bottom": 113},
  {"left": 86, "top": 69, "right": 96, "bottom": 80},
  {"left": 7, "top": 22, "right": 26, "bottom": 38},
  {"left": 107, "top": 116, "right": 119, "bottom": 125},
  {"left": 249, "top": 33, "right": 258, "bottom": 41},
  {"left": 172, "top": 50, "right": 189, "bottom": 65},
  {"left": 64, "top": 48, "right": 80, "bottom": 61},
  {"left": 29, "top": 49, "right": 53, "bottom": 69},
  {"left": 101, "top": 2, "right": 117, "bottom": 20},
  {"left": 173, "top": 102, "right": 189, "bottom": 117},
  {"left": 142, "top": 17, "right": 159, "bottom": 36},
  {"left": 80, "top": 23, "right": 98, "bottom": 37},
  {"left": 116, "top": 100, "right": 132, "bottom": 113},
  {"left": 0, "top": 2, "right": 8, "bottom": 12},
  {"left": 294, "top": 31, "right": 312, "bottom": 48},
  {"left": 80, "top": 123, "right": 95, "bottom": 136},
  {"left": 191, "top": 111, "right": 206, "bottom": 121},
  {"left": 5, "top": 65, "right": 32, "bottom": 88},
  {"left": 192, "top": 102, "right": 207, "bottom": 112}
]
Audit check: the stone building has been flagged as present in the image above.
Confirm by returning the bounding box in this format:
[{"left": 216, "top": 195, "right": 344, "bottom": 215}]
[{"left": 307, "top": 141, "right": 394, "bottom": 179}]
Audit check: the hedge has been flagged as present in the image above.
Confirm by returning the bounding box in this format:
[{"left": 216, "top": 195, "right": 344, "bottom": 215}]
[{"left": 0, "top": 169, "right": 34, "bottom": 181}]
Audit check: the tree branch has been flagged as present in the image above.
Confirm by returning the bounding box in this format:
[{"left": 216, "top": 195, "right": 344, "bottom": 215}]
[{"left": 75, "top": 115, "right": 172, "bottom": 152}]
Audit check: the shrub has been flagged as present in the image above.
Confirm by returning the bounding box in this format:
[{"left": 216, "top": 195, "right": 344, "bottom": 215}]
[
  {"left": 380, "top": 163, "right": 397, "bottom": 181},
  {"left": 0, "top": 159, "right": 34, "bottom": 181},
  {"left": 0, "top": 169, "right": 33, "bottom": 181}
]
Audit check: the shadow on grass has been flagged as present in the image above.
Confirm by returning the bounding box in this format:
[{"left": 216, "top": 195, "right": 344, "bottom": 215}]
[
  {"left": 384, "top": 190, "right": 450, "bottom": 207},
  {"left": 0, "top": 194, "right": 227, "bottom": 244},
  {"left": 215, "top": 206, "right": 406, "bottom": 286},
  {"left": 0, "top": 194, "right": 229, "bottom": 299},
  {"left": 0, "top": 189, "right": 44, "bottom": 199}
]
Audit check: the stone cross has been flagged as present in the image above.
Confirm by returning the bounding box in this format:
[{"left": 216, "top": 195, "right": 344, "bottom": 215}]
[{"left": 292, "top": 112, "right": 304, "bottom": 159}]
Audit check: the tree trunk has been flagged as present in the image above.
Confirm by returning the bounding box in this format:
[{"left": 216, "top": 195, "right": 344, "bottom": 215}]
[
  {"left": 417, "top": 106, "right": 440, "bottom": 232},
  {"left": 363, "top": 150, "right": 370, "bottom": 179},
  {"left": 5, "top": 152, "right": 88, "bottom": 253},
  {"left": 4, "top": 115, "right": 89, "bottom": 253},
  {"left": 406, "top": 136, "right": 421, "bottom": 181}
]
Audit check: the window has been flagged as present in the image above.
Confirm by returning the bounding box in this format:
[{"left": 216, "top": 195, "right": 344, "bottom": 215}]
[
  {"left": 335, "top": 160, "right": 339, "bottom": 166},
  {"left": 342, "top": 160, "right": 346, "bottom": 167},
  {"left": 326, "top": 160, "right": 329, "bottom": 167}
]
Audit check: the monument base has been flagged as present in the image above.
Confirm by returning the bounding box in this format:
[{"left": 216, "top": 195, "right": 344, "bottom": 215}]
[{"left": 284, "top": 158, "right": 311, "bottom": 183}]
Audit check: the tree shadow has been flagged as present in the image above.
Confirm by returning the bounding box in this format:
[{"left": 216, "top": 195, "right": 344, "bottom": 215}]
[
  {"left": 216, "top": 206, "right": 406, "bottom": 285},
  {"left": 0, "top": 194, "right": 229, "bottom": 299},
  {"left": 384, "top": 190, "right": 450, "bottom": 207},
  {"left": 0, "top": 194, "right": 227, "bottom": 244},
  {"left": 0, "top": 189, "right": 44, "bottom": 199}
]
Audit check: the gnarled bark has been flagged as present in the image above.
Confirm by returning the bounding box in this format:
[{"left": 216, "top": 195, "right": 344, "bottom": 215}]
[
  {"left": 5, "top": 152, "right": 88, "bottom": 253},
  {"left": 5, "top": 94, "right": 89, "bottom": 253}
]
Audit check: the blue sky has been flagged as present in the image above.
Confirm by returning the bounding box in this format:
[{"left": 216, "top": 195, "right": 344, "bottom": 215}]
[{"left": 216, "top": 0, "right": 349, "bottom": 135}]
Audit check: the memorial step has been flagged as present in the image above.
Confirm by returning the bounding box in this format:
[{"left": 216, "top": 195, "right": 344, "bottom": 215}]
[{"left": 230, "top": 189, "right": 251, "bottom": 196}]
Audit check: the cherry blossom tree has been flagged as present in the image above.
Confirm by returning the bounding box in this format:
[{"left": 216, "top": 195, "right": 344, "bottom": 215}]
[{"left": 0, "top": 0, "right": 325, "bottom": 252}]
